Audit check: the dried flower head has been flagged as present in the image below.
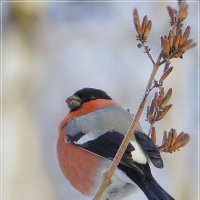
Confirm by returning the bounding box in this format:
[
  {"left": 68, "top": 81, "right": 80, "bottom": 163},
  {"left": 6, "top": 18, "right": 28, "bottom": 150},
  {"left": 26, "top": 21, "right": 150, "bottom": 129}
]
[
  {"left": 178, "top": 3, "right": 188, "bottom": 24},
  {"left": 161, "top": 25, "right": 196, "bottom": 59},
  {"left": 161, "top": 4, "right": 196, "bottom": 59},
  {"left": 158, "top": 129, "right": 190, "bottom": 153},
  {"left": 146, "top": 87, "right": 172, "bottom": 124},
  {"left": 133, "top": 8, "right": 152, "bottom": 43}
]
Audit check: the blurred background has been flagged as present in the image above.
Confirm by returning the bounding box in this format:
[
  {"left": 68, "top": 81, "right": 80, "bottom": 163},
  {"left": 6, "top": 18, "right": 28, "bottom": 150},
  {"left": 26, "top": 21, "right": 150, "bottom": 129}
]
[{"left": 1, "top": 1, "right": 198, "bottom": 200}]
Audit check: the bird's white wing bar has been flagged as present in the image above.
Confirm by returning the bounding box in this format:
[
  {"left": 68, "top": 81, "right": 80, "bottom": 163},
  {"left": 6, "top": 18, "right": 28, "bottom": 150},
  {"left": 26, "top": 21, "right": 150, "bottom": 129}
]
[{"left": 74, "top": 131, "right": 100, "bottom": 145}]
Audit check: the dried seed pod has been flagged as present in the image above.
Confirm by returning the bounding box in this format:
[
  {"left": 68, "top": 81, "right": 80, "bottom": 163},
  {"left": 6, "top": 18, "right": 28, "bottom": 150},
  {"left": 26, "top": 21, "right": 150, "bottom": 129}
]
[
  {"left": 133, "top": 9, "right": 142, "bottom": 36},
  {"left": 178, "top": 3, "right": 188, "bottom": 23},
  {"left": 162, "top": 130, "right": 168, "bottom": 145},
  {"left": 164, "top": 62, "right": 170, "bottom": 72},
  {"left": 167, "top": 6, "right": 174, "bottom": 18},
  {"left": 143, "top": 20, "right": 152, "bottom": 40},
  {"left": 164, "top": 130, "right": 173, "bottom": 151},
  {"left": 175, "top": 132, "right": 190, "bottom": 148},
  {"left": 151, "top": 127, "right": 156, "bottom": 144},
  {"left": 167, "top": 6, "right": 175, "bottom": 25},
  {"left": 154, "top": 92, "right": 159, "bottom": 109},
  {"left": 174, "top": 29, "right": 182, "bottom": 50},
  {"left": 162, "top": 38, "right": 170, "bottom": 56},
  {"left": 179, "top": 26, "right": 190, "bottom": 47},
  {"left": 141, "top": 15, "right": 148, "bottom": 34},
  {"left": 176, "top": 131, "right": 185, "bottom": 139},
  {"left": 156, "top": 104, "right": 172, "bottom": 121},
  {"left": 149, "top": 99, "right": 155, "bottom": 116},
  {"left": 168, "top": 31, "right": 174, "bottom": 50},
  {"left": 159, "top": 67, "right": 173, "bottom": 84},
  {"left": 180, "top": 39, "right": 196, "bottom": 52},
  {"left": 160, "top": 88, "right": 172, "bottom": 109},
  {"left": 158, "top": 87, "right": 165, "bottom": 106},
  {"left": 169, "top": 129, "right": 177, "bottom": 149}
]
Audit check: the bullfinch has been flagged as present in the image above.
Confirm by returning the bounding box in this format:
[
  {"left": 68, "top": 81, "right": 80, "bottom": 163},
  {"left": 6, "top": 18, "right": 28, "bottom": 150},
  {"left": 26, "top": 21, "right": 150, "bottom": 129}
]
[{"left": 57, "top": 88, "right": 174, "bottom": 200}]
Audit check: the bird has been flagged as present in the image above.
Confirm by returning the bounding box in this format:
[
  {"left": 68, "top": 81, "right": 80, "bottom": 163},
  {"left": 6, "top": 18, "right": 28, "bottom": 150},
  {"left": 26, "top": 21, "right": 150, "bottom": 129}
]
[{"left": 57, "top": 88, "right": 175, "bottom": 200}]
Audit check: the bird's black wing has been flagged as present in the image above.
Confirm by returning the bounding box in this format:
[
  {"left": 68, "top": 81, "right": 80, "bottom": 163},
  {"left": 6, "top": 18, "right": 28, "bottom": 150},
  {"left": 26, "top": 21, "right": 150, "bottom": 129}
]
[
  {"left": 135, "top": 131, "right": 163, "bottom": 168},
  {"left": 67, "top": 131, "right": 144, "bottom": 174}
]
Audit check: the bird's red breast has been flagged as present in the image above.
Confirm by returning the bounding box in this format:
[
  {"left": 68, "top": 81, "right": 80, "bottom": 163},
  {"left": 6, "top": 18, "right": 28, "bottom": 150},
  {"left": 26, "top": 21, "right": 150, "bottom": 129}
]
[{"left": 57, "top": 99, "right": 114, "bottom": 196}]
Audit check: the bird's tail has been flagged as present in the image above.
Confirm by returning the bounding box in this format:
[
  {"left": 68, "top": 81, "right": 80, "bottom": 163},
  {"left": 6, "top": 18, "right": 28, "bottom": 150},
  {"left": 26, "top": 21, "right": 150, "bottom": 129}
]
[
  {"left": 118, "top": 164, "right": 175, "bottom": 200},
  {"left": 136, "top": 175, "right": 175, "bottom": 200}
]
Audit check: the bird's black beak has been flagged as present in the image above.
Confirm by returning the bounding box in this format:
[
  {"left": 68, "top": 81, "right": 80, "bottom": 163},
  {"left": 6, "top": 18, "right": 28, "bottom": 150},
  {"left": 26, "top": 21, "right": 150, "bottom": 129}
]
[{"left": 66, "top": 95, "right": 82, "bottom": 111}]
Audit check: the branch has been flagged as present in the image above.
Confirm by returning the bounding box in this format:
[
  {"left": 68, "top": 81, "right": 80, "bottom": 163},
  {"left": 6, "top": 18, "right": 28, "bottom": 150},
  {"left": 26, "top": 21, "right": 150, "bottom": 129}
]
[
  {"left": 147, "top": 3, "right": 194, "bottom": 152},
  {"left": 93, "top": 3, "right": 195, "bottom": 199}
]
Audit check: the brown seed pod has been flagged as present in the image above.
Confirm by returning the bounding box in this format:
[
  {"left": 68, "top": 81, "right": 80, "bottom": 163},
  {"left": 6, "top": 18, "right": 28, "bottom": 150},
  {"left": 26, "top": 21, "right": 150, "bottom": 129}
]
[
  {"left": 165, "top": 130, "right": 173, "bottom": 150},
  {"left": 164, "top": 62, "right": 170, "bottom": 72},
  {"left": 160, "top": 88, "right": 172, "bottom": 109},
  {"left": 143, "top": 20, "right": 152, "bottom": 40},
  {"left": 159, "top": 67, "right": 173, "bottom": 84},
  {"left": 149, "top": 99, "right": 155, "bottom": 119},
  {"left": 162, "top": 130, "right": 168, "bottom": 145},
  {"left": 180, "top": 39, "right": 196, "bottom": 52},
  {"left": 169, "top": 129, "right": 177, "bottom": 149},
  {"left": 168, "top": 31, "right": 174, "bottom": 50},
  {"left": 156, "top": 104, "right": 172, "bottom": 121},
  {"left": 158, "top": 87, "right": 165, "bottom": 105},
  {"left": 178, "top": 3, "right": 188, "bottom": 23},
  {"left": 154, "top": 92, "right": 159, "bottom": 109},
  {"left": 167, "top": 6, "right": 175, "bottom": 25},
  {"left": 141, "top": 15, "right": 148, "bottom": 34},
  {"left": 167, "top": 6, "right": 174, "bottom": 18},
  {"left": 179, "top": 26, "right": 190, "bottom": 47},
  {"left": 133, "top": 8, "right": 142, "bottom": 36},
  {"left": 176, "top": 132, "right": 190, "bottom": 146},
  {"left": 162, "top": 38, "right": 170, "bottom": 56},
  {"left": 174, "top": 29, "right": 182, "bottom": 50}
]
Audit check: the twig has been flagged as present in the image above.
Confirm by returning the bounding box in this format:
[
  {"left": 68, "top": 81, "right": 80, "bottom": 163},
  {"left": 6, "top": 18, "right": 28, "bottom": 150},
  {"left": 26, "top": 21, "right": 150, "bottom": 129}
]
[{"left": 143, "top": 45, "right": 155, "bottom": 65}]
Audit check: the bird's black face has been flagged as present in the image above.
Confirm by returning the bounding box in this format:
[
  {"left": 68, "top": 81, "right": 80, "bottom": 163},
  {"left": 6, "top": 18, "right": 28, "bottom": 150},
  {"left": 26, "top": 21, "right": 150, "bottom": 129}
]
[{"left": 66, "top": 88, "right": 112, "bottom": 112}]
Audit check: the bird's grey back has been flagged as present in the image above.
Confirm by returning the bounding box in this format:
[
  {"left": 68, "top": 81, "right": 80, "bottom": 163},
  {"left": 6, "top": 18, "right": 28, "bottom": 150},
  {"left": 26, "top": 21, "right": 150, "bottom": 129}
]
[{"left": 67, "top": 103, "right": 144, "bottom": 138}]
